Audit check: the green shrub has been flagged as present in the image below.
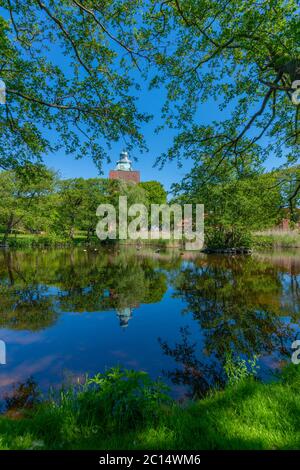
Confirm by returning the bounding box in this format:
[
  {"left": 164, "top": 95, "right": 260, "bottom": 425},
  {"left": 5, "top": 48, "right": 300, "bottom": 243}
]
[
  {"left": 83, "top": 367, "right": 170, "bottom": 429},
  {"left": 205, "top": 227, "right": 253, "bottom": 249},
  {"left": 32, "top": 367, "right": 170, "bottom": 445},
  {"left": 224, "top": 353, "right": 260, "bottom": 386}
]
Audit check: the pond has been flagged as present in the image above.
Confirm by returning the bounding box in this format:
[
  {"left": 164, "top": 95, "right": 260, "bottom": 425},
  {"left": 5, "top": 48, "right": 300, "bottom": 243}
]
[{"left": 0, "top": 246, "right": 299, "bottom": 403}]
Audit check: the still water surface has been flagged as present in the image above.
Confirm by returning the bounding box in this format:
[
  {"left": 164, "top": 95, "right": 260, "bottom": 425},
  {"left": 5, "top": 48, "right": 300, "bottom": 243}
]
[{"left": 0, "top": 247, "right": 299, "bottom": 401}]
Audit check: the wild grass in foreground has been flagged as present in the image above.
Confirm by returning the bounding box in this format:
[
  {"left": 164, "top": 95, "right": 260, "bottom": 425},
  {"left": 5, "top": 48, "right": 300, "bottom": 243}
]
[{"left": 0, "top": 365, "right": 300, "bottom": 450}]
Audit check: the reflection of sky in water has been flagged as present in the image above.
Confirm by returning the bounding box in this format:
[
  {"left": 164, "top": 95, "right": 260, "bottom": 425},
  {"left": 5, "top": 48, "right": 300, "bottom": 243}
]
[
  {"left": 0, "top": 287, "right": 202, "bottom": 399},
  {"left": 0, "top": 248, "right": 299, "bottom": 401},
  {"left": 281, "top": 273, "right": 300, "bottom": 314}
]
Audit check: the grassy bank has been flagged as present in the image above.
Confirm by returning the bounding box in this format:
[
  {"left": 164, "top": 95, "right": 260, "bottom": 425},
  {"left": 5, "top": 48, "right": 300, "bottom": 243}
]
[
  {"left": 253, "top": 230, "right": 300, "bottom": 249},
  {"left": 0, "top": 365, "right": 300, "bottom": 450},
  {"left": 1, "top": 234, "right": 181, "bottom": 249},
  {"left": 3, "top": 231, "right": 300, "bottom": 251},
  {"left": 1, "top": 234, "right": 85, "bottom": 248}
]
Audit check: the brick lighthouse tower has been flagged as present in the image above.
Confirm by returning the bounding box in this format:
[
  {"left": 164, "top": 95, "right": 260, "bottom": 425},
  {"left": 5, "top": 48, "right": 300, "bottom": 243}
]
[{"left": 109, "top": 150, "right": 140, "bottom": 183}]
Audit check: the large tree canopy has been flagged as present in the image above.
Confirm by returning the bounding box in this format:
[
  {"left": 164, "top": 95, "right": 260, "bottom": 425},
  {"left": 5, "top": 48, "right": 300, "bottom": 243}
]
[
  {"left": 0, "top": 0, "right": 149, "bottom": 171},
  {"left": 0, "top": 0, "right": 299, "bottom": 197},
  {"left": 145, "top": 0, "right": 299, "bottom": 177}
]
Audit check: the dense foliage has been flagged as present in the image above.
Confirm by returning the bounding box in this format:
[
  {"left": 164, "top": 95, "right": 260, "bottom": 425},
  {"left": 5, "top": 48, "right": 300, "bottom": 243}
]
[
  {"left": 0, "top": 0, "right": 151, "bottom": 170},
  {"left": 146, "top": 1, "right": 299, "bottom": 175},
  {"left": 1, "top": 1, "right": 299, "bottom": 175},
  {"left": 172, "top": 159, "right": 300, "bottom": 247},
  {"left": 1, "top": 160, "right": 299, "bottom": 248},
  {"left": 0, "top": 1, "right": 299, "bottom": 225},
  {"left": 0, "top": 165, "right": 167, "bottom": 242}
]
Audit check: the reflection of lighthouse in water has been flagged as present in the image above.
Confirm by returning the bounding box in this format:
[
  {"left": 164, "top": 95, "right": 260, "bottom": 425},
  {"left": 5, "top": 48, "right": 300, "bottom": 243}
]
[
  {"left": 0, "top": 340, "right": 6, "bottom": 364},
  {"left": 116, "top": 307, "right": 133, "bottom": 329}
]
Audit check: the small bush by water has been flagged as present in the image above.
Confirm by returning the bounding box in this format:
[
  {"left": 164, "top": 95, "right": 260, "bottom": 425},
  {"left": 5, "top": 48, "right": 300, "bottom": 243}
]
[
  {"left": 1, "top": 364, "right": 300, "bottom": 450},
  {"left": 205, "top": 227, "right": 252, "bottom": 250}
]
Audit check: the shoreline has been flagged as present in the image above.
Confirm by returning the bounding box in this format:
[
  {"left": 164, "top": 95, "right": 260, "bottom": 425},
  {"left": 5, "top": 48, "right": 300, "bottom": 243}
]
[{"left": 1, "top": 231, "right": 300, "bottom": 252}]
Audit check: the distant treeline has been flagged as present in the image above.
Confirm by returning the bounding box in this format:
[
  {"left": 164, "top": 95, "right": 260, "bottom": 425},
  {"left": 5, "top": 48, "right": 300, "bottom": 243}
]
[
  {"left": 0, "top": 164, "right": 167, "bottom": 243},
  {"left": 172, "top": 162, "right": 300, "bottom": 248},
  {"left": 1, "top": 163, "right": 299, "bottom": 248}
]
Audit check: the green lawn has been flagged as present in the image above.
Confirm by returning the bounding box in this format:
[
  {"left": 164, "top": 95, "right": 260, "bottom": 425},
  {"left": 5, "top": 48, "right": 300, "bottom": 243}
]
[{"left": 0, "top": 365, "right": 300, "bottom": 450}]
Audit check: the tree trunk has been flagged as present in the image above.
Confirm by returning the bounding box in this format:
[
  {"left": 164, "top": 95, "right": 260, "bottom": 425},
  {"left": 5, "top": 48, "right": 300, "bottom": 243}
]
[
  {"left": 2, "top": 214, "right": 14, "bottom": 244},
  {"left": 69, "top": 226, "right": 75, "bottom": 240}
]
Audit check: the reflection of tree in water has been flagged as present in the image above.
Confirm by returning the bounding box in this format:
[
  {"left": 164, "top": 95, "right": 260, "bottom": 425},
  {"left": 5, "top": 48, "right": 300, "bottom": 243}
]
[
  {"left": 256, "top": 252, "right": 300, "bottom": 316},
  {"left": 55, "top": 250, "right": 170, "bottom": 324},
  {"left": 0, "top": 285, "right": 57, "bottom": 331},
  {"left": 160, "top": 255, "right": 300, "bottom": 397},
  {"left": 159, "top": 327, "right": 224, "bottom": 399},
  {"left": 173, "top": 256, "right": 300, "bottom": 359},
  {"left": 0, "top": 248, "right": 174, "bottom": 330},
  {"left": 0, "top": 251, "right": 58, "bottom": 330}
]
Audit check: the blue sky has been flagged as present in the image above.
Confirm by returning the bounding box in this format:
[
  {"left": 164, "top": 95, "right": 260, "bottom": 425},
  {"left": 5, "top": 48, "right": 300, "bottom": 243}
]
[
  {"left": 41, "top": 64, "right": 196, "bottom": 192},
  {"left": 40, "top": 51, "right": 279, "bottom": 192},
  {"left": 43, "top": 81, "right": 278, "bottom": 192},
  {"left": 43, "top": 82, "right": 191, "bottom": 192},
  {"left": 30, "top": 14, "right": 277, "bottom": 192},
  {"left": 1, "top": 5, "right": 281, "bottom": 192}
]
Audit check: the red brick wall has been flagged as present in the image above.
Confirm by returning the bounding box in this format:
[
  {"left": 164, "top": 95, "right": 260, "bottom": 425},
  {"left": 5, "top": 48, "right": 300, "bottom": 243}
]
[
  {"left": 109, "top": 170, "right": 140, "bottom": 183},
  {"left": 277, "top": 218, "right": 290, "bottom": 230}
]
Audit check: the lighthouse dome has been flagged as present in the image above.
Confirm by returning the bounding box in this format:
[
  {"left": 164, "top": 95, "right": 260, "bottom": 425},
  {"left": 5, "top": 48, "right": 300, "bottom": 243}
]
[{"left": 115, "top": 150, "right": 132, "bottom": 171}]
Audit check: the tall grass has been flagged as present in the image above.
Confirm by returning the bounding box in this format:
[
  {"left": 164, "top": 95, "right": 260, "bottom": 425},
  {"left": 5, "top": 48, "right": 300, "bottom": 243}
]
[
  {"left": 1, "top": 234, "right": 100, "bottom": 248},
  {"left": 1, "top": 234, "right": 182, "bottom": 249},
  {"left": 253, "top": 229, "right": 300, "bottom": 249}
]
